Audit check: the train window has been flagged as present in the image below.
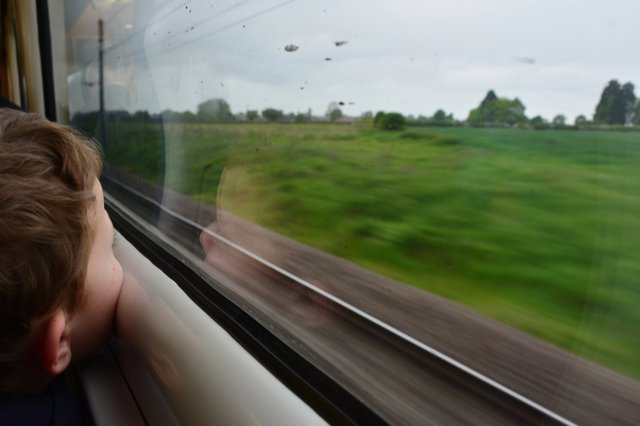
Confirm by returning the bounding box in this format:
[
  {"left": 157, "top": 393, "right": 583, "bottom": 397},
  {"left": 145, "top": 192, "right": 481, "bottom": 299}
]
[{"left": 56, "top": 0, "right": 639, "bottom": 423}]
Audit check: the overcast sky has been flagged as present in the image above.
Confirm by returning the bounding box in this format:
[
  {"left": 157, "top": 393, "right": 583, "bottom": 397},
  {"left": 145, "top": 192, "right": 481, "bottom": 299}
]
[{"left": 87, "top": 0, "right": 639, "bottom": 121}]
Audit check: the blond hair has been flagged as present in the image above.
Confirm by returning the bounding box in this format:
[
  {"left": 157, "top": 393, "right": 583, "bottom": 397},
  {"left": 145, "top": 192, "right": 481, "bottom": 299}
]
[{"left": 0, "top": 109, "right": 102, "bottom": 391}]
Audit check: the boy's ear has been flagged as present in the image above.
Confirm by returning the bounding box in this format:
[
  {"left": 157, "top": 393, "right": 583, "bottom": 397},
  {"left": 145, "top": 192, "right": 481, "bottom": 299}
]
[{"left": 35, "top": 310, "right": 72, "bottom": 376}]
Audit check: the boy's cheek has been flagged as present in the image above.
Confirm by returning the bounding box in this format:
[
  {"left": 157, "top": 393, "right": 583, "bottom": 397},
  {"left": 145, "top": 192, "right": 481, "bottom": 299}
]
[
  {"left": 71, "top": 274, "right": 123, "bottom": 359},
  {"left": 114, "top": 272, "right": 151, "bottom": 344},
  {"left": 113, "top": 257, "right": 124, "bottom": 293}
]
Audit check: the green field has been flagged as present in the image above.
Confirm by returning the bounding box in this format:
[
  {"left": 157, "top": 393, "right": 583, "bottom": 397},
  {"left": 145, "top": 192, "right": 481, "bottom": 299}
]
[{"left": 106, "top": 122, "right": 640, "bottom": 378}]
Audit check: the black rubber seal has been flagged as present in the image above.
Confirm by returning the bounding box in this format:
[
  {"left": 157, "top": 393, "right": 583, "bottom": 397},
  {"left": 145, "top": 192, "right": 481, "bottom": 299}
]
[{"left": 35, "top": 0, "right": 56, "bottom": 121}]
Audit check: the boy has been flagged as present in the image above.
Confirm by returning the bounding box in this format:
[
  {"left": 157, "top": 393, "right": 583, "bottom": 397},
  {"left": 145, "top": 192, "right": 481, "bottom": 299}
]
[{"left": 0, "top": 109, "right": 124, "bottom": 422}]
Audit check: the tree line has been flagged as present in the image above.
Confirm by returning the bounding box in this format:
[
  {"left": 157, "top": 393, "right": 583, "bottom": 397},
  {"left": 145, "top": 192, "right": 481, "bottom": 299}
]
[
  {"left": 185, "top": 79, "right": 640, "bottom": 129},
  {"left": 373, "top": 79, "right": 639, "bottom": 131},
  {"left": 71, "top": 79, "right": 639, "bottom": 131},
  {"left": 462, "top": 79, "right": 639, "bottom": 128}
]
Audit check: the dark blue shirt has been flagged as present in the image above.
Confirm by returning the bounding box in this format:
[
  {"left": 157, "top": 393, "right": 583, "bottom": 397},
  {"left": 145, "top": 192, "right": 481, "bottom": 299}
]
[{"left": 0, "top": 376, "right": 83, "bottom": 425}]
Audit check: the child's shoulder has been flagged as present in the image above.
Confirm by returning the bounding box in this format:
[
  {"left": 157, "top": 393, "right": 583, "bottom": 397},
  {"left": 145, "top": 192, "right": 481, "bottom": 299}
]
[{"left": 0, "top": 376, "right": 84, "bottom": 425}]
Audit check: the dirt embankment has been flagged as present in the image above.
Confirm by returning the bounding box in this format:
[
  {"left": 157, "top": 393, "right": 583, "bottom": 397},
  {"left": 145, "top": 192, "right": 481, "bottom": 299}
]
[{"left": 202, "top": 208, "right": 640, "bottom": 425}]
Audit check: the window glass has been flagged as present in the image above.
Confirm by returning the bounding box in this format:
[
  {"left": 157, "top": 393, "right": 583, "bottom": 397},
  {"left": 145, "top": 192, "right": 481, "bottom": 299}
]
[{"left": 62, "top": 0, "right": 640, "bottom": 423}]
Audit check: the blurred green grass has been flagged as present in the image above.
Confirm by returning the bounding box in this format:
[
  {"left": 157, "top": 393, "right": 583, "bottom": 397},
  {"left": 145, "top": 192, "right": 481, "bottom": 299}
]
[{"left": 107, "top": 122, "right": 640, "bottom": 378}]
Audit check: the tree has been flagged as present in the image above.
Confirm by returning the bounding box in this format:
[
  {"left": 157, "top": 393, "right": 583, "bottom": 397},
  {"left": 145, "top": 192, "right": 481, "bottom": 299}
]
[
  {"left": 107, "top": 110, "right": 132, "bottom": 122},
  {"left": 378, "top": 112, "right": 405, "bottom": 131},
  {"left": 416, "top": 115, "right": 429, "bottom": 124},
  {"left": 622, "top": 83, "right": 637, "bottom": 123},
  {"left": 633, "top": 100, "right": 640, "bottom": 125},
  {"left": 480, "top": 90, "right": 498, "bottom": 108},
  {"left": 431, "top": 109, "right": 454, "bottom": 125},
  {"left": 325, "top": 102, "right": 343, "bottom": 122},
  {"left": 467, "top": 90, "right": 527, "bottom": 125},
  {"left": 329, "top": 108, "right": 343, "bottom": 122},
  {"left": 595, "top": 80, "right": 620, "bottom": 124},
  {"left": 433, "top": 109, "right": 447, "bottom": 122},
  {"left": 373, "top": 111, "right": 385, "bottom": 126},
  {"left": 197, "top": 98, "right": 234, "bottom": 122},
  {"left": 574, "top": 115, "right": 588, "bottom": 126},
  {"left": 594, "top": 80, "right": 637, "bottom": 124},
  {"left": 246, "top": 110, "right": 259, "bottom": 121},
  {"left": 529, "top": 115, "right": 548, "bottom": 129},
  {"left": 501, "top": 98, "right": 527, "bottom": 124},
  {"left": 552, "top": 114, "right": 566, "bottom": 127},
  {"left": 181, "top": 110, "right": 197, "bottom": 122},
  {"left": 161, "top": 109, "right": 182, "bottom": 122},
  {"left": 262, "top": 108, "right": 284, "bottom": 122},
  {"left": 133, "top": 110, "right": 151, "bottom": 122}
]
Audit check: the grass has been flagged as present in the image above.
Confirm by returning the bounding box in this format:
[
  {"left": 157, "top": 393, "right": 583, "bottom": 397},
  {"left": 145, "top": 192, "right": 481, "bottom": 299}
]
[{"left": 105, "top": 122, "right": 640, "bottom": 379}]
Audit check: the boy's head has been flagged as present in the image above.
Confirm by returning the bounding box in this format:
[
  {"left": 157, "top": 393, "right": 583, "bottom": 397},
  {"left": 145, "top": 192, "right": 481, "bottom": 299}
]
[{"left": 0, "top": 109, "right": 124, "bottom": 394}]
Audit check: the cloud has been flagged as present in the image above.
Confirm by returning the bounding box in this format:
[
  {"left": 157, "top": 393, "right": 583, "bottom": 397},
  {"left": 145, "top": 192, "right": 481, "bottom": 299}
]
[
  {"left": 91, "top": 0, "right": 640, "bottom": 121},
  {"left": 445, "top": 65, "right": 519, "bottom": 85}
]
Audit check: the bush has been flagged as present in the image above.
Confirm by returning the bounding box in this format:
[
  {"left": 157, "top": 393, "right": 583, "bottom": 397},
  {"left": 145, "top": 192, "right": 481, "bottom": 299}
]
[
  {"left": 399, "top": 131, "right": 433, "bottom": 140},
  {"left": 433, "top": 135, "right": 462, "bottom": 146},
  {"left": 378, "top": 113, "right": 406, "bottom": 131},
  {"left": 262, "top": 108, "right": 284, "bottom": 122}
]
